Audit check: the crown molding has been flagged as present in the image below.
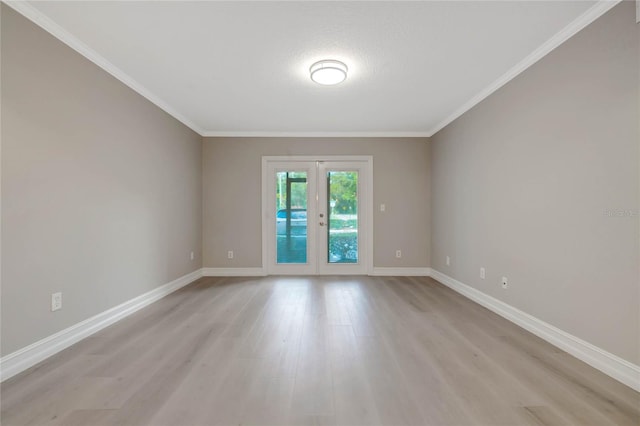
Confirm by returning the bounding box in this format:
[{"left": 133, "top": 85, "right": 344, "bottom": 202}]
[
  {"left": 427, "top": 0, "right": 621, "bottom": 137},
  {"left": 4, "top": 0, "right": 620, "bottom": 139},
  {"left": 2, "top": 0, "right": 206, "bottom": 136},
  {"left": 201, "top": 131, "right": 431, "bottom": 138}
]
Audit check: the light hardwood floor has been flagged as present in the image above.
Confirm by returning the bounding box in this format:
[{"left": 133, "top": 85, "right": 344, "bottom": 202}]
[{"left": 1, "top": 276, "right": 638, "bottom": 426}]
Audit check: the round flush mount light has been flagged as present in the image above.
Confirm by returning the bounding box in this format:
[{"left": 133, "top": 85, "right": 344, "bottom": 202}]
[{"left": 310, "top": 60, "right": 348, "bottom": 85}]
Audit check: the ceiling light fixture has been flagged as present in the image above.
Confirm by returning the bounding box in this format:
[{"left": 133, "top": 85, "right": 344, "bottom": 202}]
[{"left": 310, "top": 60, "right": 348, "bottom": 85}]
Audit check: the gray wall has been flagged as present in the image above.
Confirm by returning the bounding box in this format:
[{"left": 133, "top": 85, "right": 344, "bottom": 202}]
[
  {"left": 1, "top": 6, "right": 203, "bottom": 356},
  {"left": 430, "top": 2, "right": 639, "bottom": 364},
  {"left": 203, "top": 137, "right": 430, "bottom": 269}
]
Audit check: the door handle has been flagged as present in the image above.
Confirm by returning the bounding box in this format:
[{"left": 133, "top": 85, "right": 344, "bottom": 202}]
[{"left": 319, "top": 222, "right": 325, "bottom": 226}]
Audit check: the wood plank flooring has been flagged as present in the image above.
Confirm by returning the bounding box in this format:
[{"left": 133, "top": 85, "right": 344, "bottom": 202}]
[{"left": 1, "top": 276, "right": 638, "bottom": 425}]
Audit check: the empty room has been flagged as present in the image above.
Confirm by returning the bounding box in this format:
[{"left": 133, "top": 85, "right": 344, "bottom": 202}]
[{"left": 1, "top": 1, "right": 638, "bottom": 425}]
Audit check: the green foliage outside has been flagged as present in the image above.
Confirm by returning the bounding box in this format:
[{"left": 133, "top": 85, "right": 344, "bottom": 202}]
[
  {"left": 329, "top": 218, "right": 357, "bottom": 229},
  {"left": 275, "top": 171, "right": 358, "bottom": 215},
  {"left": 328, "top": 231, "right": 358, "bottom": 263},
  {"left": 329, "top": 172, "right": 358, "bottom": 215},
  {"left": 276, "top": 172, "right": 307, "bottom": 209}
]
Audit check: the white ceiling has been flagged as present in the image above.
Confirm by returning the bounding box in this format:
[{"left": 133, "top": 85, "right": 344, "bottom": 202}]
[{"left": 13, "top": 1, "right": 611, "bottom": 136}]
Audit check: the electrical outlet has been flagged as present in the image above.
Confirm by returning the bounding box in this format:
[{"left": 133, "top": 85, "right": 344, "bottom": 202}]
[
  {"left": 446, "top": 256, "right": 451, "bottom": 266},
  {"left": 480, "top": 267, "right": 486, "bottom": 279},
  {"left": 396, "top": 250, "right": 402, "bottom": 258},
  {"left": 380, "top": 204, "right": 386, "bottom": 212},
  {"left": 228, "top": 250, "right": 234, "bottom": 259},
  {"left": 501, "top": 276, "right": 508, "bottom": 289},
  {"left": 51, "top": 292, "right": 62, "bottom": 312},
  {"left": 190, "top": 251, "right": 194, "bottom": 261}
]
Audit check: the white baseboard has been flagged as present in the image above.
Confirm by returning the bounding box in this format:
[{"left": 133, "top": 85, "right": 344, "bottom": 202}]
[
  {"left": 0, "top": 268, "right": 204, "bottom": 382},
  {"left": 202, "top": 267, "right": 266, "bottom": 277},
  {"left": 202, "top": 267, "right": 431, "bottom": 277},
  {"left": 202, "top": 267, "right": 432, "bottom": 277},
  {"left": 5, "top": 267, "right": 636, "bottom": 392},
  {"left": 429, "top": 269, "right": 640, "bottom": 392},
  {"left": 371, "top": 267, "right": 432, "bottom": 276}
]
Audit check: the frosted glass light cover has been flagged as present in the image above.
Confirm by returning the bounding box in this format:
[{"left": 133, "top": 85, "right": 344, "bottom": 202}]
[{"left": 310, "top": 60, "right": 348, "bottom": 85}]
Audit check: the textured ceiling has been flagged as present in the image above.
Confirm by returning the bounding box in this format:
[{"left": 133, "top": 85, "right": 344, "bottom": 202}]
[{"left": 15, "top": 1, "right": 606, "bottom": 136}]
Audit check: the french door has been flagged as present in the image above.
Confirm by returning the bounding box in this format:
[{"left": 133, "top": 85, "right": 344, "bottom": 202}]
[{"left": 262, "top": 156, "right": 372, "bottom": 275}]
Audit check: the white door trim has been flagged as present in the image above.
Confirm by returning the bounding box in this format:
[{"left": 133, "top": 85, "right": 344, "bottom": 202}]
[
  {"left": 261, "top": 156, "right": 373, "bottom": 275},
  {"left": 264, "top": 161, "right": 318, "bottom": 275},
  {"left": 317, "top": 161, "right": 368, "bottom": 275}
]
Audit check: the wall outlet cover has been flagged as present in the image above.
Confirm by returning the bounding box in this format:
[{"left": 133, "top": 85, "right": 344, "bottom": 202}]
[
  {"left": 51, "top": 292, "right": 62, "bottom": 311},
  {"left": 501, "top": 277, "right": 509, "bottom": 289}
]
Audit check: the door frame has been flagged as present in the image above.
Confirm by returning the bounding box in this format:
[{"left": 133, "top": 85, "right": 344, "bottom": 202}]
[{"left": 261, "top": 155, "right": 373, "bottom": 275}]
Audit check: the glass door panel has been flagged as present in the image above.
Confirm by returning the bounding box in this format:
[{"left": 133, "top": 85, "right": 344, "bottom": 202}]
[
  {"left": 266, "top": 161, "right": 317, "bottom": 275},
  {"left": 265, "top": 158, "right": 368, "bottom": 275},
  {"left": 318, "top": 162, "right": 366, "bottom": 275},
  {"left": 327, "top": 171, "right": 358, "bottom": 264},
  {"left": 275, "top": 171, "right": 308, "bottom": 264}
]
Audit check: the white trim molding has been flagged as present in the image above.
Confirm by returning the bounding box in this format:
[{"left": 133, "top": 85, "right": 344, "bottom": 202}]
[
  {"left": 202, "top": 267, "right": 266, "bottom": 277},
  {"left": 429, "top": 269, "right": 640, "bottom": 392},
  {"left": 0, "top": 269, "right": 204, "bottom": 382},
  {"left": 261, "top": 156, "right": 374, "bottom": 276},
  {"left": 371, "top": 267, "right": 431, "bottom": 277},
  {"left": 427, "top": 0, "right": 621, "bottom": 136},
  {"left": 203, "top": 131, "right": 431, "bottom": 138},
  {"left": 5, "top": 0, "right": 619, "bottom": 139},
  {"left": 202, "top": 267, "right": 432, "bottom": 277},
  {"left": 2, "top": 0, "right": 205, "bottom": 136},
  {"left": 203, "top": 267, "right": 431, "bottom": 277}
]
